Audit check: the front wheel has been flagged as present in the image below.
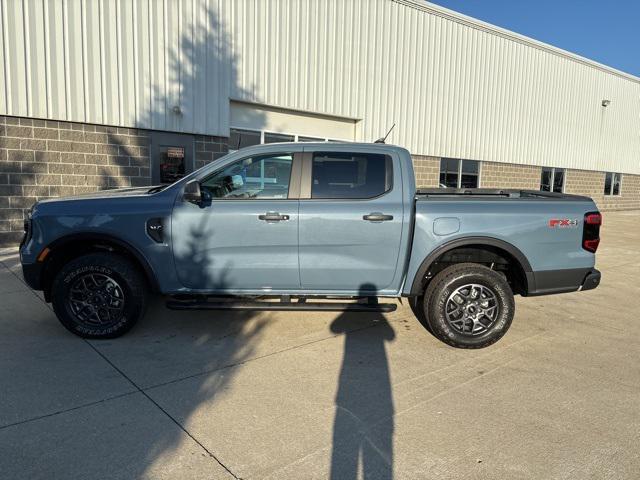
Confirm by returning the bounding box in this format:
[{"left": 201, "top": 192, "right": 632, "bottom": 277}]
[
  {"left": 422, "top": 263, "right": 515, "bottom": 348},
  {"left": 51, "top": 252, "right": 148, "bottom": 339}
]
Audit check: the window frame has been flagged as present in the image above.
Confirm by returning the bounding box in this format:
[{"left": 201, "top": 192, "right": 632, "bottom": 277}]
[
  {"left": 540, "top": 167, "right": 565, "bottom": 193},
  {"left": 604, "top": 172, "right": 622, "bottom": 196},
  {"left": 439, "top": 158, "right": 480, "bottom": 189},
  {"left": 199, "top": 151, "right": 302, "bottom": 200}
]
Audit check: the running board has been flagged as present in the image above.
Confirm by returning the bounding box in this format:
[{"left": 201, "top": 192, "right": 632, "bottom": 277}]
[{"left": 166, "top": 298, "right": 397, "bottom": 313}]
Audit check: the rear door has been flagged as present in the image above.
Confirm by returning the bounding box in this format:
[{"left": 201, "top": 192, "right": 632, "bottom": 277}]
[{"left": 298, "top": 147, "right": 405, "bottom": 293}]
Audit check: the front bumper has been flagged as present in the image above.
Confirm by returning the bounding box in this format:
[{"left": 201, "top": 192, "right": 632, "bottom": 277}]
[{"left": 21, "top": 261, "right": 44, "bottom": 290}]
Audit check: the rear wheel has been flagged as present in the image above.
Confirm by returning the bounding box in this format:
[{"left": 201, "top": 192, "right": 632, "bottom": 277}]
[
  {"left": 422, "top": 263, "right": 515, "bottom": 348},
  {"left": 51, "top": 252, "right": 148, "bottom": 339},
  {"left": 409, "top": 294, "right": 432, "bottom": 333}
]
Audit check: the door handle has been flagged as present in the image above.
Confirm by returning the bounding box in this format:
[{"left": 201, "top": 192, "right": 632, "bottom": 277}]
[
  {"left": 363, "top": 212, "right": 394, "bottom": 222},
  {"left": 259, "top": 212, "right": 290, "bottom": 222}
]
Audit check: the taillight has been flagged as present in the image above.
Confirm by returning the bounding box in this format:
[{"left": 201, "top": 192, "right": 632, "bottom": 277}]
[
  {"left": 584, "top": 213, "right": 602, "bottom": 226},
  {"left": 582, "top": 211, "right": 601, "bottom": 253}
]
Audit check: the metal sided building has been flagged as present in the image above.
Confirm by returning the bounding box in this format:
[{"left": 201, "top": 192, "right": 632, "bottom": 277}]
[{"left": 1, "top": 0, "right": 639, "bottom": 245}]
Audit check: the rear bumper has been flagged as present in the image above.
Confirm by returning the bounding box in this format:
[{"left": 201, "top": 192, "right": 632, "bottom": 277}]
[
  {"left": 579, "top": 269, "right": 601, "bottom": 292},
  {"left": 526, "top": 268, "right": 601, "bottom": 296}
]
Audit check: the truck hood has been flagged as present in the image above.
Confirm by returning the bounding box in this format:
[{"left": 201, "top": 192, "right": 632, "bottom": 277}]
[{"left": 37, "top": 186, "right": 162, "bottom": 204}]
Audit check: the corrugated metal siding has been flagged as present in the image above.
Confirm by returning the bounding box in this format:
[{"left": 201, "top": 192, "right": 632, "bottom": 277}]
[
  {"left": 0, "top": 0, "right": 230, "bottom": 136},
  {"left": 228, "top": 0, "right": 640, "bottom": 174},
  {"left": 1, "top": 0, "right": 639, "bottom": 174}
]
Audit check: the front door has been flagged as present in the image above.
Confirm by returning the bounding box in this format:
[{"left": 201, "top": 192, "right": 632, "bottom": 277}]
[
  {"left": 298, "top": 149, "right": 405, "bottom": 293},
  {"left": 150, "top": 132, "right": 195, "bottom": 185},
  {"left": 171, "top": 151, "right": 301, "bottom": 291}
]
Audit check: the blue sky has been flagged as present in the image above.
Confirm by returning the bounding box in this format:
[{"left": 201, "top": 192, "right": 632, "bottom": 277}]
[{"left": 427, "top": 0, "right": 640, "bottom": 77}]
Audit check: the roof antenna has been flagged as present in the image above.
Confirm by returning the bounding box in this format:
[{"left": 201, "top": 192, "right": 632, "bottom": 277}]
[{"left": 374, "top": 123, "right": 396, "bottom": 144}]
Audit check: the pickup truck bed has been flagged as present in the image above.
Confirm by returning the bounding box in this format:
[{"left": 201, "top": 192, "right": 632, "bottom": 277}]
[{"left": 407, "top": 188, "right": 600, "bottom": 298}]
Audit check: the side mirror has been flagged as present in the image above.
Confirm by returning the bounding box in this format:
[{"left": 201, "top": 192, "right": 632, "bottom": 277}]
[{"left": 183, "top": 180, "right": 202, "bottom": 205}]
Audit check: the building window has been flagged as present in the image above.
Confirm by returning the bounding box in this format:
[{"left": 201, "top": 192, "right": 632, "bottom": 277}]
[
  {"left": 229, "top": 128, "right": 344, "bottom": 151},
  {"left": 604, "top": 172, "right": 622, "bottom": 196},
  {"left": 540, "top": 167, "right": 565, "bottom": 193},
  {"left": 264, "top": 132, "right": 295, "bottom": 144},
  {"left": 229, "top": 129, "right": 261, "bottom": 150},
  {"left": 439, "top": 159, "right": 479, "bottom": 188}
]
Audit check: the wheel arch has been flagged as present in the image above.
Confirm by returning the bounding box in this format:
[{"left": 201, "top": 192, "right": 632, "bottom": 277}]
[
  {"left": 40, "top": 232, "right": 160, "bottom": 301},
  {"left": 409, "top": 236, "right": 534, "bottom": 296}
]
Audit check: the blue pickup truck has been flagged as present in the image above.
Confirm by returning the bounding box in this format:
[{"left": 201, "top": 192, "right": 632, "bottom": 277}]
[{"left": 19, "top": 143, "right": 602, "bottom": 348}]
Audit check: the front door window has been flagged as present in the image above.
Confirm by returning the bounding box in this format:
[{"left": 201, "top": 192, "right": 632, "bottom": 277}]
[{"left": 201, "top": 154, "right": 293, "bottom": 199}]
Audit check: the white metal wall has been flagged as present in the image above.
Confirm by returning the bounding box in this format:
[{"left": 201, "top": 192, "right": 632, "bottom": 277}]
[
  {"left": 0, "top": 0, "right": 231, "bottom": 136},
  {"left": 2, "top": 0, "right": 639, "bottom": 174}
]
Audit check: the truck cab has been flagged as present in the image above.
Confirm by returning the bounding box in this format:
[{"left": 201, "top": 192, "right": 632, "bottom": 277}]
[{"left": 170, "top": 142, "right": 412, "bottom": 296}]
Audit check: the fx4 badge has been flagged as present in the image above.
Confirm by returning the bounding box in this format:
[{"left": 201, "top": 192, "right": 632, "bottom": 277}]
[{"left": 549, "top": 218, "right": 578, "bottom": 228}]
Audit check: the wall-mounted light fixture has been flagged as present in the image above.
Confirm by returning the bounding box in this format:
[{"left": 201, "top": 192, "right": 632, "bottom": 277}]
[
  {"left": 172, "top": 105, "right": 183, "bottom": 115},
  {"left": 601, "top": 99, "right": 611, "bottom": 107}
]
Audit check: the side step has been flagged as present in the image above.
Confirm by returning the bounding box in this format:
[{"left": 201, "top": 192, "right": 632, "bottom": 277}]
[{"left": 166, "top": 297, "right": 397, "bottom": 313}]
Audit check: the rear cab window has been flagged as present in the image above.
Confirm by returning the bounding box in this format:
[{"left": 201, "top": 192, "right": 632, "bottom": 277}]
[{"left": 311, "top": 152, "right": 393, "bottom": 199}]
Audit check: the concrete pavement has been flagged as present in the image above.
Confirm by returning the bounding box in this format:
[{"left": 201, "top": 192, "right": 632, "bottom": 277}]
[{"left": 1, "top": 211, "right": 639, "bottom": 479}]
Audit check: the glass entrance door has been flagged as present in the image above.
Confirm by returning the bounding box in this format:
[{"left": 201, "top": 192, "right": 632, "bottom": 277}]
[
  {"left": 160, "top": 146, "right": 185, "bottom": 183},
  {"left": 150, "top": 132, "right": 195, "bottom": 185}
]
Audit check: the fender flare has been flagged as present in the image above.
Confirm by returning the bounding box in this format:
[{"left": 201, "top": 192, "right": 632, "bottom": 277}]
[
  {"left": 43, "top": 232, "right": 161, "bottom": 293},
  {"left": 409, "top": 236, "right": 534, "bottom": 295}
]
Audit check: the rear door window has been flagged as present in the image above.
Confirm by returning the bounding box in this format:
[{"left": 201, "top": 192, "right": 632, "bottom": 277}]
[{"left": 311, "top": 152, "right": 392, "bottom": 199}]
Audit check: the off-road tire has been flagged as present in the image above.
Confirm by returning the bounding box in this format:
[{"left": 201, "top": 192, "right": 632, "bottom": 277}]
[
  {"left": 422, "top": 263, "right": 515, "bottom": 349},
  {"left": 51, "top": 252, "right": 148, "bottom": 339},
  {"left": 409, "top": 294, "right": 432, "bottom": 333}
]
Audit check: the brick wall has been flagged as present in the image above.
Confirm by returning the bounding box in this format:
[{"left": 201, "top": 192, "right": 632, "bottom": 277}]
[
  {"left": 565, "top": 169, "right": 640, "bottom": 211},
  {"left": 480, "top": 161, "right": 542, "bottom": 190},
  {"left": 2, "top": 113, "right": 638, "bottom": 246},
  {"left": 0, "top": 115, "right": 151, "bottom": 246},
  {"left": 195, "top": 135, "right": 230, "bottom": 169},
  {"left": 412, "top": 155, "right": 440, "bottom": 188}
]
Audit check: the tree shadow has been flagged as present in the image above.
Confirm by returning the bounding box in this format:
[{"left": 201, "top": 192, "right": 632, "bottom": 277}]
[
  {"left": 102, "top": 6, "right": 270, "bottom": 477},
  {"left": 330, "top": 284, "right": 396, "bottom": 480},
  {"left": 68, "top": 4, "right": 269, "bottom": 479}
]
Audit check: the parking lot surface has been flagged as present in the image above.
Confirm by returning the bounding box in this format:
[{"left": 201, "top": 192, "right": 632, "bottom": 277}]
[{"left": 1, "top": 211, "right": 639, "bottom": 480}]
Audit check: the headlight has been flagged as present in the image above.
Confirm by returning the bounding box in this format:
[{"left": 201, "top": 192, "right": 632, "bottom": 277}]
[{"left": 20, "top": 207, "right": 34, "bottom": 247}]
